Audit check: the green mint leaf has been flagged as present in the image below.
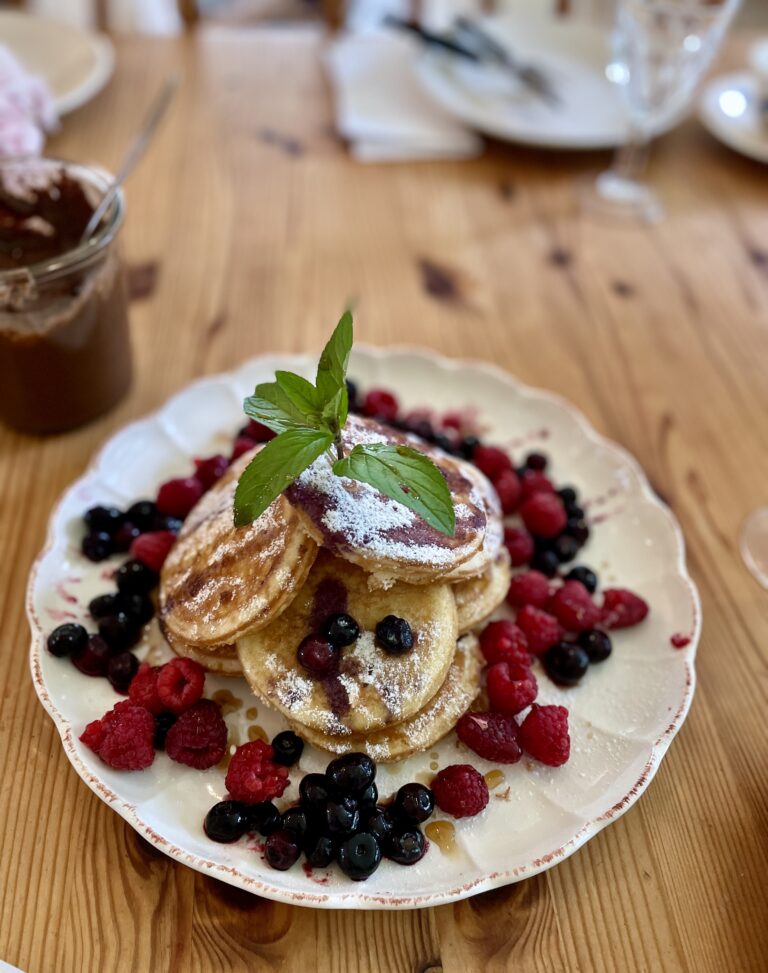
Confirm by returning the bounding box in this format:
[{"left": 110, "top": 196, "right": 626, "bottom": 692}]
[
  {"left": 243, "top": 381, "right": 318, "bottom": 434},
  {"left": 333, "top": 443, "right": 456, "bottom": 537},
  {"left": 234, "top": 428, "right": 333, "bottom": 526},
  {"left": 315, "top": 310, "right": 353, "bottom": 418},
  {"left": 321, "top": 384, "right": 348, "bottom": 430},
  {"left": 274, "top": 371, "right": 323, "bottom": 419}
]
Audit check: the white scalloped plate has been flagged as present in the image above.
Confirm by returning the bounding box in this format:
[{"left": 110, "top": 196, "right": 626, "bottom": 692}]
[{"left": 27, "top": 348, "right": 699, "bottom": 909}]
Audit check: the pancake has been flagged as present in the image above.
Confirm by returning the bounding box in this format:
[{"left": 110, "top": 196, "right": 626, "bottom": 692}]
[
  {"left": 161, "top": 622, "right": 243, "bottom": 677},
  {"left": 442, "top": 460, "right": 504, "bottom": 583},
  {"left": 159, "top": 449, "right": 318, "bottom": 650},
  {"left": 454, "top": 549, "right": 512, "bottom": 634},
  {"left": 285, "top": 415, "right": 486, "bottom": 588},
  {"left": 291, "top": 635, "right": 483, "bottom": 762},
  {"left": 236, "top": 551, "right": 458, "bottom": 736}
]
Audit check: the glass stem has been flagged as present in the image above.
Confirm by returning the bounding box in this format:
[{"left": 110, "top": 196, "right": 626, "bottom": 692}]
[{"left": 611, "top": 128, "right": 651, "bottom": 183}]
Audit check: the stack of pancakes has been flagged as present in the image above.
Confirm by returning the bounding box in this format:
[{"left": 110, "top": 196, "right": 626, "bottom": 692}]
[{"left": 158, "top": 416, "right": 510, "bottom": 761}]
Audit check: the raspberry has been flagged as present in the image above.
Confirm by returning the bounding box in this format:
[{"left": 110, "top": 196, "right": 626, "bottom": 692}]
[
  {"left": 503, "top": 526, "right": 535, "bottom": 567},
  {"left": 363, "top": 389, "right": 399, "bottom": 422},
  {"left": 441, "top": 411, "right": 464, "bottom": 431},
  {"left": 129, "top": 530, "right": 176, "bottom": 573},
  {"left": 519, "top": 492, "right": 567, "bottom": 539},
  {"left": 516, "top": 605, "right": 564, "bottom": 655},
  {"left": 486, "top": 662, "right": 538, "bottom": 716},
  {"left": 456, "top": 711, "right": 523, "bottom": 764},
  {"left": 519, "top": 469, "right": 555, "bottom": 499},
  {"left": 165, "top": 699, "right": 228, "bottom": 769},
  {"left": 244, "top": 419, "right": 276, "bottom": 443},
  {"left": 472, "top": 445, "right": 512, "bottom": 480},
  {"left": 80, "top": 701, "right": 155, "bottom": 770},
  {"left": 225, "top": 740, "right": 290, "bottom": 804},
  {"left": 479, "top": 620, "right": 531, "bottom": 667},
  {"left": 194, "top": 453, "right": 229, "bottom": 490},
  {"left": 156, "top": 658, "right": 205, "bottom": 714},
  {"left": 549, "top": 580, "right": 601, "bottom": 633},
  {"left": 432, "top": 765, "right": 489, "bottom": 818},
  {"left": 231, "top": 435, "right": 257, "bottom": 460},
  {"left": 601, "top": 588, "right": 649, "bottom": 629},
  {"left": 128, "top": 663, "right": 164, "bottom": 714},
  {"left": 156, "top": 476, "right": 203, "bottom": 518},
  {"left": 519, "top": 704, "right": 570, "bottom": 766},
  {"left": 493, "top": 468, "right": 521, "bottom": 514},
  {"left": 507, "top": 570, "right": 551, "bottom": 609}
]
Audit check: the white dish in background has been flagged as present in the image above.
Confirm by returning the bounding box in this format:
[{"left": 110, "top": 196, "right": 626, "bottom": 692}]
[
  {"left": 414, "top": 15, "right": 682, "bottom": 150},
  {"left": 0, "top": 11, "right": 114, "bottom": 115},
  {"left": 27, "top": 347, "right": 699, "bottom": 909},
  {"left": 699, "top": 72, "right": 768, "bottom": 165}
]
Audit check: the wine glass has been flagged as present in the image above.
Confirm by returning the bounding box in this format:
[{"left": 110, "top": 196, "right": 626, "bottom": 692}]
[
  {"left": 741, "top": 507, "right": 768, "bottom": 589},
  {"left": 584, "top": 0, "right": 741, "bottom": 223}
]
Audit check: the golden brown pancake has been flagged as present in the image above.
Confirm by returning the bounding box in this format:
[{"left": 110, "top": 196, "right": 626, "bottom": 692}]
[{"left": 453, "top": 550, "right": 512, "bottom": 634}]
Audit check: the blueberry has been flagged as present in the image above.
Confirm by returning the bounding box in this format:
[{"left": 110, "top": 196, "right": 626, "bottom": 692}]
[
  {"left": 458, "top": 435, "right": 480, "bottom": 460},
  {"left": 111, "top": 522, "right": 141, "bottom": 553},
  {"left": 565, "top": 503, "right": 585, "bottom": 520},
  {"left": 297, "top": 635, "right": 339, "bottom": 677},
  {"left": 530, "top": 548, "right": 559, "bottom": 578},
  {"left": 525, "top": 452, "right": 548, "bottom": 471},
  {"left": 323, "top": 796, "right": 359, "bottom": 836},
  {"left": 358, "top": 782, "right": 378, "bottom": 806},
  {"left": 543, "top": 642, "right": 589, "bottom": 686},
  {"left": 125, "top": 500, "right": 157, "bottom": 532},
  {"left": 337, "top": 832, "right": 382, "bottom": 881},
  {"left": 565, "top": 518, "right": 590, "bottom": 546},
  {"left": 304, "top": 833, "right": 336, "bottom": 868},
  {"left": 153, "top": 711, "right": 178, "bottom": 750},
  {"left": 408, "top": 419, "right": 434, "bottom": 441},
  {"left": 359, "top": 805, "right": 395, "bottom": 842},
  {"left": 281, "top": 807, "right": 310, "bottom": 838},
  {"left": 204, "top": 801, "right": 251, "bottom": 843},
  {"left": 321, "top": 613, "right": 360, "bottom": 648},
  {"left": 47, "top": 622, "right": 88, "bottom": 658},
  {"left": 119, "top": 593, "right": 155, "bottom": 625},
  {"left": 432, "top": 432, "right": 456, "bottom": 454},
  {"left": 326, "top": 753, "right": 376, "bottom": 795},
  {"left": 271, "top": 730, "right": 304, "bottom": 766},
  {"left": 346, "top": 379, "right": 359, "bottom": 413},
  {"left": 81, "top": 531, "right": 113, "bottom": 562},
  {"left": 375, "top": 616, "right": 414, "bottom": 655},
  {"left": 557, "top": 486, "right": 578, "bottom": 506},
  {"left": 394, "top": 783, "right": 434, "bottom": 824},
  {"left": 566, "top": 566, "right": 598, "bottom": 594},
  {"left": 552, "top": 534, "right": 580, "bottom": 564},
  {"left": 97, "top": 612, "right": 142, "bottom": 652},
  {"left": 264, "top": 829, "right": 301, "bottom": 870},
  {"left": 88, "top": 593, "right": 122, "bottom": 620},
  {"left": 115, "top": 559, "right": 158, "bottom": 596},
  {"left": 384, "top": 827, "right": 426, "bottom": 865},
  {"left": 578, "top": 628, "right": 612, "bottom": 662},
  {"left": 84, "top": 505, "right": 124, "bottom": 535},
  {"left": 107, "top": 652, "right": 139, "bottom": 694},
  {"left": 248, "top": 801, "right": 282, "bottom": 836},
  {"left": 153, "top": 514, "right": 183, "bottom": 534},
  {"left": 72, "top": 635, "right": 111, "bottom": 677},
  {"left": 299, "top": 773, "right": 334, "bottom": 811}
]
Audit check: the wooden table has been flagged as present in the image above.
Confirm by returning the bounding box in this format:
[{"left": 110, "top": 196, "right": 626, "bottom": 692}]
[{"left": 1, "top": 25, "right": 767, "bottom": 973}]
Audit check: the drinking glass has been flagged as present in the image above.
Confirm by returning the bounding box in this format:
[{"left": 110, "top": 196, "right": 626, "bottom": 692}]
[{"left": 585, "top": 0, "right": 741, "bottom": 223}]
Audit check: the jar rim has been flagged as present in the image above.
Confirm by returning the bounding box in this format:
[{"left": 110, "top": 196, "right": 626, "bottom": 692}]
[{"left": 0, "top": 156, "right": 124, "bottom": 283}]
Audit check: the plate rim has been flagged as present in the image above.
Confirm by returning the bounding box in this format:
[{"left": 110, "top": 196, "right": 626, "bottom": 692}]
[
  {"left": 26, "top": 345, "right": 700, "bottom": 910},
  {"left": 698, "top": 71, "right": 768, "bottom": 166}
]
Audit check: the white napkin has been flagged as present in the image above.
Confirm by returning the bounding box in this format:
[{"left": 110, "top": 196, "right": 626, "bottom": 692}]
[{"left": 326, "top": 31, "right": 482, "bottom": 163}]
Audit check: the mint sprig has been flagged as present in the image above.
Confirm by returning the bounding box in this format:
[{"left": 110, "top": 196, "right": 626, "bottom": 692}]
[{"left": 233, "top": 310, "right": 456, "bottom": 536}]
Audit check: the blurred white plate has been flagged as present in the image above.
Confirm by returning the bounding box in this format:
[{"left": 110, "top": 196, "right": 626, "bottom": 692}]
[
  {"left": 699, "top": 72, "right": 768, "bottom": 164},
  {"left": 0, "top": 12, "right": 114, "bottom": 115},
  {"left": 414, "top": 15, "right": 681, "bottom": 150},
  {"left": 28, "top": 347, "right": 699, "bottom": 909}
]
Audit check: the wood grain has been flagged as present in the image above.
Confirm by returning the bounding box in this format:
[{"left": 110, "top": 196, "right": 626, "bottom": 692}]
[{"left": 1, "top": 26, "right": 767, "bottom": 973}]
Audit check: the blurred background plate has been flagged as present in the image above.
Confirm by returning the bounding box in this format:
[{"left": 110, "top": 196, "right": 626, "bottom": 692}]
[
  {"left": 0, "top": 11, "right": 114, "bottom": 115},
  {"left": 699, "top": 71, "right": 768, "bottom": 165},
  {"left": 414, "top": 13, "right": 682, "bottom": 150}
]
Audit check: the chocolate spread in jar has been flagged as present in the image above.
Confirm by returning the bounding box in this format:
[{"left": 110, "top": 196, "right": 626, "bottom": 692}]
[{"left": 0, "top": 166, "right": 132, "bottom": 435}]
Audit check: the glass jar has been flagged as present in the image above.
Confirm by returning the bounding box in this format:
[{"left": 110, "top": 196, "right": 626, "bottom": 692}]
[{"left": 0, "top": 158, "right": 132, "bottom": 435}]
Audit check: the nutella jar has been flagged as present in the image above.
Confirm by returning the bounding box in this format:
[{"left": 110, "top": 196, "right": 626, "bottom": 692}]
[{"left": 0, "top": 158, "right": 132, "bottom": 435}]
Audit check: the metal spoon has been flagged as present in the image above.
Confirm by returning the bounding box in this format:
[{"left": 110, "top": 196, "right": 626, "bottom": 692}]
[{"left": 81, "top": 76, "right": 178, "bottom": 243}]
